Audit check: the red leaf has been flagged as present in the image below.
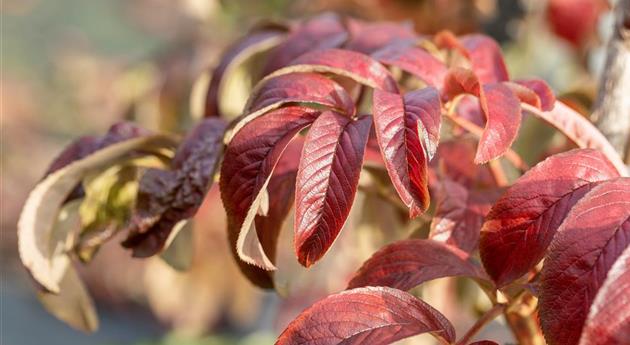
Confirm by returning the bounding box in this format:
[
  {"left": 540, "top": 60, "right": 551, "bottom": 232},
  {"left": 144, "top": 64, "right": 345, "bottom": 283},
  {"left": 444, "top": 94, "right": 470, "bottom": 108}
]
[
  {"left": 347, "top": 239, "right": 487, "bottom": 290},
  {"left": 480, "top": 149, "right": 620, "bottom": 287},
  {"left": 503, "top": 82, "right": 542, "bottom": 109},
  {"left": 373, "top": 42, "right": 447, "bottom": 89},
  {"left": 249, "top": 139, "right": 304, "bottom": 287},
  {"left": 372, "top": 88, "right": 441, "bottom": 217},
  {"left": 263, "top": 13, "right": 347, "bottom": 74},
  {"left": 515, "top": 78, "right": 555, "bottom": 111},
  {"left": 460, "top": 34, "right": 509, "bottom": 84},
  {"left": 469, "top": 341, "right": 499, "bottom": 345},
  {"left": 226, "top": 72, "right": 356, "bottom": 142},
  {"left": 443, "top": 68, "right": 522, "bottom": 163},
  {"left": 221, "top": 106, "right": 319, "bottom": 271},
  {"left": 430, "top": 180, "right": 500, "bottom": 253},
  {"left": 345, "top": 20, "right": 417, "bottom": 54},
  {"left": 272, "top": 48, "right": 399, "bottom": 93},
  {"left": 523, "top": 101, "right": 627, "bottom": 175},
  {"left": 205, "top": 29, "right": 285, "bottom": 117},
  {"left": 294, "top": 111, "right": 372, "bottom": 267},
  {"left": 579, "top": 245, "right": 630, "bottom": 345},
  {"left": 276, "top": 286, "right": 456, "bottom": 345},
  {"left": 246, "top": 72, "right": 355, "bottom": 116},
  {"left": 434, "top": 138, "right": 494, "bottom": 188},
  {"left": 539, "top": 178, "right": 630, "bottom": 345}
]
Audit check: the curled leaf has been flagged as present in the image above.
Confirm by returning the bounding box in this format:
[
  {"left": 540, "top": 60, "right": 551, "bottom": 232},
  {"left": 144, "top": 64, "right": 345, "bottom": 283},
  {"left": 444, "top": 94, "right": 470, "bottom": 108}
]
[
  {"left": 122, "top": 118, "right": 226, "bottom": 257},
  {"left": 276, "top": 286, "right": 456, "bottom": 345},
  {"left": 480, "top": 149, "right": 620, "bottom": 287},
  {"left": 372, "top": 87, "right": 441, "bottom": 218},
  {"left": 347, "top": 239, "right": 487, "bottom": 291},
  {"left": 459, "top": 34, "right": 509, "bottom": 83},
  {"left": 515, "top": 78, "right": 555, "bottom": 111},
  {"left": 18, "top": 135, "right": 177, "bottom": 292},
  {"left": 294, "top": 111, "right": 371, "bottom": 267},
  {"left": 221, "top": 107, "right": 319, "bottom": 272},
  {"left": 444, "top": 68, "right": 522, "bottom": 163},
  {"left": 539, "top": 178, "right": 630, "bottom": 345},
  {"left": 205, "top": 29, "right": 285, "bottom": 117}
]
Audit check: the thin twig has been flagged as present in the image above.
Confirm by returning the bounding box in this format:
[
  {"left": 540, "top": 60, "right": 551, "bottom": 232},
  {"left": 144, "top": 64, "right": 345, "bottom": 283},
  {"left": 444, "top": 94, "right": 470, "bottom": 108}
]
[{"left": 455, "top": 304, "right": 505, "bottom": 345}]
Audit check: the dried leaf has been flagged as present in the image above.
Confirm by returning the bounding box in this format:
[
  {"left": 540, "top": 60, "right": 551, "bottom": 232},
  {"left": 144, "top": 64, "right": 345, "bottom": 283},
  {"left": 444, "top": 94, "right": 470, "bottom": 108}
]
[
  {"left": 123, "top": 118, "right": 226, "bottom": 257},
  {"left": 18, "top": 135, "right": 177, "bottom": 292},
  {"left": 221, "top": 107, "right": 319, "bottom": 271}
]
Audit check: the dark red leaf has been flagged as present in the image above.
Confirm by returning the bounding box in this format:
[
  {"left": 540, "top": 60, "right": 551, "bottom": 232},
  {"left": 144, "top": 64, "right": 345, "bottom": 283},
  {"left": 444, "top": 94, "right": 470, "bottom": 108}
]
[
  {"left": 372, "top": 42, "right": 447, "bottom": 88},
  {"left": 347, "top": 239, "right": 487, "bottom": 290},
  {"left": 480, "top": 149, "right": 621, "bottom": 287},
  {"left": 434, "top": 138, "right": 495, "bottom": 188},
  {"left": 294, "top": 111, "right": 371, "bottom": 267},
  {"left": 469, "top": 341, "right": 499, "bottom": 345},
  {"left": 372, "top": 88, "right": 441, "bottom": 218},
  {"left": 459, "top": 34, "right": 509, "bottom": 84},
  {"left": 122, "top": 118, "right": 226, "bottom": 256},
  {"left": 205, "top": 29, "right": 285, "bottom": 117},
  {"left": 263, "top": 13, "right": 347, "bottom": 74},
  {"left": 276, "top": 286, "right": 456, "bottom": 345},
  {"left": 274, "top": 48, "right": 399, "bottom": 93},
  {"left": 443, "top": 68, "right": 522, "bottom": 163},
  {"left": 345, "top": 19, "right": 417, "bottom": 54},
  {"left": 248, "top": 139, "right": 304, "bottom": 288},
  {"left": 539, "top": 178, "right": 630, "bottom": 345},
  {"left": 247, "top": 72, "right": 355, "bottom": 115},
  {"left": 221, "top": 106, "right": 320, "bottom": 272},
  {"left": 515, "top": 78, "right": 555, "bottom": 111},
  {"left": 430, "top": 180, "right": 500, "bottom": 253},
  {"left": 579, "top": 245, "right": 630, "bottom": 345}
]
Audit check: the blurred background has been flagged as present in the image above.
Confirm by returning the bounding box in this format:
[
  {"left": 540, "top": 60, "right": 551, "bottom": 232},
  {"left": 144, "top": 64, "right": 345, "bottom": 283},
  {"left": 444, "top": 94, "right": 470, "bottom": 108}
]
[{"left": 1, "top": 0, "right": 616, "bottom": 344}]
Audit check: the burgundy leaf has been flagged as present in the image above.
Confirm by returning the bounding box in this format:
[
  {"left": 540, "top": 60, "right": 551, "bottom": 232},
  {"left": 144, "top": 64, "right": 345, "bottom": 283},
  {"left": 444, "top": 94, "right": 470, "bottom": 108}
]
[
  {"left": 443, "top": 68, "right": 522, "bottom": 163},
  {"left": 122, "top": 118, "right": 226, "bottom": 256},
  {"left": 276, "top": 286, "right": 456, "bottom": 345},
  {"left": 515, "top": 78, "right": 555, "bottom": 111},
  {"left": 372, "top": 88, "right": 441, "bottom": 218},
  {"left": 205, "top": 29, "right": 285, "bottom": 117},
  {"left": 221, "top": 106, "right": 320, "bottom": 271},
  {"left": 226, "top": 72, "right": 356, "bottom": 142},
  {"left": 263, "top": 13, "right": 347, "bottom": 74},
  {"left": 434, "top": 138, "right": 494, "bottom": 188},
  {"left": 480, "top": 149, "right": 620, "bottom": 287},
  {"left": 579, "top": 245, "right": 630, "bottom": 345},
  {"left": 430, "top": 180, "right": 500, "bottom": 253},
  {"left": 469, "top": 341, "right": 499, "bottom": 345},
  {"left": 459, "top": 34, "right": 509, "bottom": 84},
  {"left": 294, "top": 111, "right": 371, "bottom": 267},
  {"left": 523, "top": 101, "right": 627, "bottom": 175},
  {"left": 345, "top": 19, "right": 417, "bottom": 54},
  {"left": 252, "top": 138, "right": 304, "bottom": 285},
  {"left": 273, "top": 48, "right": 399, "bottom": 93},
  {"left": 539, "top": 178, "right": 630, "bottom": 345},
  {"left": 347, "top": 239, "right": 487, "bottom": 290},
  {"left": 372, "top": 42, "right": 447, "bottom": 88},
  {"left": 247, "top": 72, "right": 355, "bottom": 116}
]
